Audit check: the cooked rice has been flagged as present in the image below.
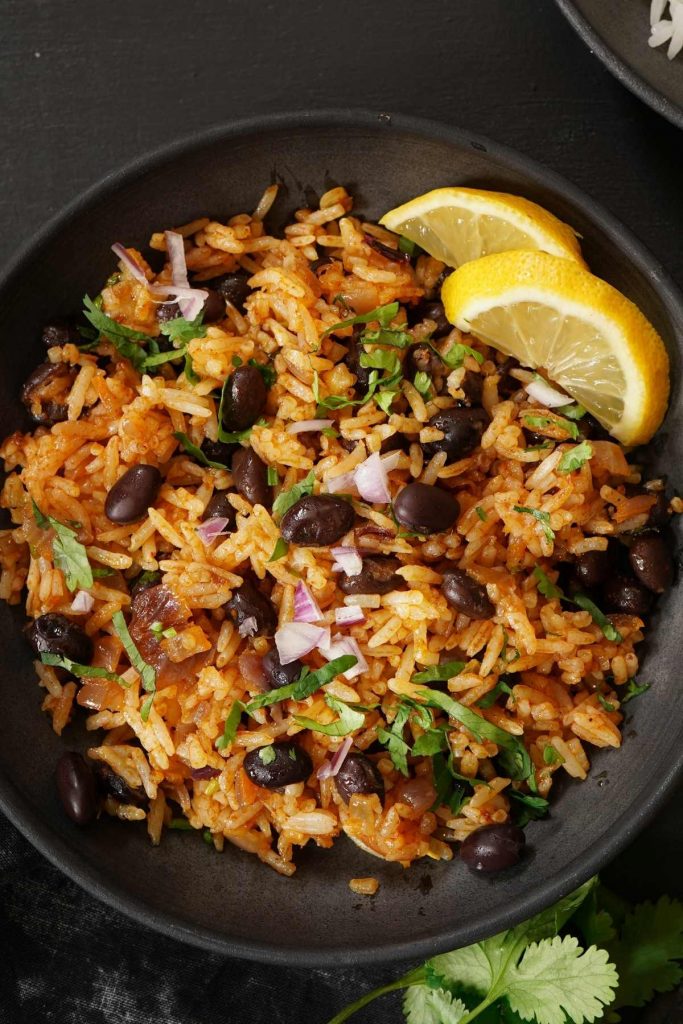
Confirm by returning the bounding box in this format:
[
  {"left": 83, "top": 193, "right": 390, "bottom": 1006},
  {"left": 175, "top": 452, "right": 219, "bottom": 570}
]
[
  {"left": 0, "top": 184, "right": 672, "bottom": 876},
  {"left": 649, "top": 0, "right": 683, "bottom": 59}
]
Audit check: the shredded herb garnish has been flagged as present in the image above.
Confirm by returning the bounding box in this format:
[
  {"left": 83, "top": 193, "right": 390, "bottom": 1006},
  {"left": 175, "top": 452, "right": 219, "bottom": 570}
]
[
  {"left": 173, "top": 432, "right": 229, "bottom": 469},
  {"left": 271, "top": 469, "right": 316, "bottom": 519},
  {"left": 245, "top": 655, "right": 357, "bottom": 713},
  {"left": 248, "top": 359, "right": 277, "bottom": 388},
  {"left": 32, "top": 499, "right": 93, "bottom": 592},
  {"left": 513, "top": 505, "right": 555, "bottom": 542},
  {"left": 216, "top": 700, "right": 244, "bottom": 751},
  {"left": 40, "top": 652, "right": 128, "bottom": 687},
  {"left": 621, "top": 678, "right": 651, "bottom": 703},
  {"left": 543, "top": 744, "right": 565, "bottom": 765},
  {"left": 82, "top": 295, "right": 150, "bottom": 371},
  {"left": 322, "top": 301, "right": 399, "bottom": 337},
  {"left": 412, "top": 661, "right": 466, "bottom": 684},
  {"left": 111, "top": 610, "right": 156, "bottom": 719},
  {"left": 377, "top": 702, "right": 411, "bottom": 776},
  {"left": 267, "top": 537, "right": 288, "bottom": 562},
  {"left": 258, "top": 745, "right": 277, "bottom": 764},
  {"left": 295, "top": 695, "right": 366, "bottom": 736},
  {"left": 558, "top": 441, "right": 593, "bottom": 474}
]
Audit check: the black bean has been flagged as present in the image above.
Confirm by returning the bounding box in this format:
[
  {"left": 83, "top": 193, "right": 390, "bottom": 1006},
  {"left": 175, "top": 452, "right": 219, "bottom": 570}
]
[
  {"left": 647, "top": 492, "right": 670, "bottom": 529},
  {"left": 523, "top": 428, "right": 550, "bottom": 448},
  {"left": 26, "top": 613, "right": 93, "bottom": 664},
  {"left": 280, "top": 494, "right": 355, "bottom": 547},
  {"left": 201, "top": 288, "right": 225, "bottom": 323},
  {"left": 403, "top": 343, "right": 442, "bottom": 380},
  {"left": 243, "top": 742, "right": 312, "bottom": 789},
  {"left": 221, "top": 365, "right": 267, "bottom": 432},
  {"left": 232, "top": 447, "right": 271, "bottom": 507},
  {"left": 104, "top": 464, "right": 162, "bottom": 524},
  {"left": 573, "top": 549, "right": 613, "bottom": 590},
  {"left": 364, "top": 234, "right": 411, "bottom": 263},
  {"left": 602, "top": 574, "right": 653, "bottom": 616},
  {"left": 407, "top": 300, "right": 450, "bottom": 338},
  {"left": 21, "top": 362, "right": 76, "bottom": 426},
  {"left": 213, "top": 271, "right": 251, "bottom": 311},
  {"left": 461, "top": 371, "right": 484, "bottom": 407},
  {"left": 380, "top": 432, "right": 410, "bottom": 455},
  {"left": 422, "top": 406, "right": 488, "bottom": 462},
  {"left": 129, "top": 570, "right": 162, "bottom": 600},
  {"left": 226, "top": 580, "right": 277, "bottom": 636},
  {"left": 156, "top": 301, "right": 181, "bottom": 323},
  {"left": 338, "top": 555, "right": 404, "bottom": 595},
  {"left": 393, "top": 483, "right": 460, "bottom": 535},
  {"left": 93, "top": 761, "right": 145, "bottom": 806},
  {"left": 334, "top": 752, "right": 384, "bottom": 804},
  {"left": 55, "top": 752, "right": 98, "bottom": 825},
  {"left": 200, "top": 437, "right": 238, "bottom": 467},
  {"left": 262, "top": 647, "right": 303, "bottom": 690},
  {"left": 629, "top": 533, "right": 674, "bottom": 594},
  {"left": 460, "top": 822, "right": 526, "bottom": 873},
  {"left": 442, "top": 567, "right": 494, "bottom": 619},
  {"left": 345, "top": 328, "right": 372, "bottom": 394},
  {"left": 42, "top": 319, "right": 84, "bottom": 348},
  {"left": 202, "top": 492, "right": 237, "bottom": 529}
]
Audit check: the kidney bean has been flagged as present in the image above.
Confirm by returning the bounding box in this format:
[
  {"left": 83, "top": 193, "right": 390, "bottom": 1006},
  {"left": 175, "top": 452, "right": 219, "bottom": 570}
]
[{"left": 104, "top": 465, "right": 162, "bottom": 524}]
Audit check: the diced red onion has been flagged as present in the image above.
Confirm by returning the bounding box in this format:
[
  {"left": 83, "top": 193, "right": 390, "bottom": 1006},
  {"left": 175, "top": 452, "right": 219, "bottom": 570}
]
[
  {"left": 330, "top": 545, "right": 363, "bottom": 576},
  {"left": 319, "top": 634, "right": 367, "bottom": 680},
  {"left": 525, "top": 378, "right": 570, "bottom": 408},
  {"left": 326, "top": 469, "right": 358, "bottom": 494},
  {"left": 286, "top": 419, "right": 334, "bottom": 435},
  {"left": 110, "top": 243, "right": 148, "bottom": 286},
  {"left": 238, "top": 651, "right": 268, "bottom": 690},
  {"left": 71, "top": 590, "right": 94, "bottom": 614},
  {"left": 275, "top": 622, "right": 329, "bottom": 665},
  {"left": 317, "top": 735, "right": 354, "bottom": 780},
  {"left": 354, "top": 451, "right": 390, "bottom": 504},
  {"left": 163, "top": 230, "right": 208, "bottom": 320},
  {"left": 196, "top": 516, "right": 232, "bottom": 544},
  {"left": 238, "top": 616, "right": 258, "bottom": 638},
  {"left": 191, "top": 765, "right": 221, "bottom": 780},
  {"left": 334, "top": 605, "right": 366, "bottom": 626},
  {"left": 293, "top": 581, "right": 323, "bottom": 623}
]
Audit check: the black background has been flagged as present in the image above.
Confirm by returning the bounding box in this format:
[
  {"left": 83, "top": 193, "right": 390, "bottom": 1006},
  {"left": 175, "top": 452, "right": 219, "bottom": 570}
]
[{"left": 1, "top": 1, "right": 682, "bottom": 1021}]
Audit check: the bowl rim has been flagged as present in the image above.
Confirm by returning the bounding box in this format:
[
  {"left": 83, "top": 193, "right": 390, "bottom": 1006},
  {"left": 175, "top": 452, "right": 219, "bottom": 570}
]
[
  {"left": 553, "top": 0, "right": 683, "bottom": 131},
  {"left": 1, "top": 107, "right": 682, "bottom": 966}
]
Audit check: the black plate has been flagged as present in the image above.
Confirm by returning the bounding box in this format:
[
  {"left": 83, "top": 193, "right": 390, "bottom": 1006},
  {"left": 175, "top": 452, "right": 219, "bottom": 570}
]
[
  {"left": 0, "top": 110, "right": 681, "bottom": 966},
  {"left": 555, "top": 0, "right": 683, "bottom": 129}
]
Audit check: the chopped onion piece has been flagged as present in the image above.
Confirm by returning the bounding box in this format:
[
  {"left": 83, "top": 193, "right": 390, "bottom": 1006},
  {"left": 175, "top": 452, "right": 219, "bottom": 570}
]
[
  {"left": 525, "top": 378, "right": 570, "bottom": 408},
  {"left": 110, "top": 243, "right": 148, "bottom": 286},
  {"left": 319, "top": 634, "right": 367, "bottom": 680},
  {"left": 286, "top": 419, "right": 334, "bottom": 435},
  {"left": 317, "top": 735, "right": 354, "bottom": 780},
  {"left": 238, "top": 616, "right": 258, "bottom": 638},
  {"left": 326, "top": 469, "right": 358, "bottom": 494},
  {"left": 196, "top": 516, "right": 232, "bottom": 544},
  {"left": 380, "top": 450, "right": 402, "bottom": 472},
  {"left": 330, "top": 545, "right": 363, "bottom": 576},
  {"left": 354, "top": 451, "right": 390, "bottom": 504},
  {"left": 275, "top": 622, "right": 329, "bottom": 665},
  {"left": 71, "top": 590, "right": 94, "bottom": 614},
  {"left": 334, "top": 606, "right": 366, "bottom": 626},
  {"left": 163, "top": 230, "right": 208, "bottom": 320},
  {"left": 293, "top": 581, "right": 323, "bottom": 623}
]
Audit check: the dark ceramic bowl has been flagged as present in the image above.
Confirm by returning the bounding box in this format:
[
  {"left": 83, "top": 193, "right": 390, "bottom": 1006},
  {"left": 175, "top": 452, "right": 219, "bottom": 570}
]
[
  {"left": 554, "top": 0, "right": 683, "bottom": 129},
  {"left": 0, "top": 111, "right": 682, "bottom": 966}
]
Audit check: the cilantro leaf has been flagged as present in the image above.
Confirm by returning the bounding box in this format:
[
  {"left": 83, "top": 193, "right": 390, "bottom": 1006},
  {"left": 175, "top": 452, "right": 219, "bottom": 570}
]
[
  {"left": 216, "top": 700, "right": 244, "bottom": 751},
  {"left": 323, "top": 301, "right": 399, "bottom": 337},
  {"left": 403, "top": 986, "right": 467, "bottom": 1024},
  {"left": 398, "top": 237, "right": 416, "bottom": 257},
  {"left": 295, "top": 694, "right": 365, "bottom": 736},
  {"left": 268, "top": 537, "right": 288, "bottom": 562},
  {"left": 412, "top": 661, "right": 466, "bottom": 684},
  {"left": 573, "top": 593, "right": 622, "bottom": 643},
  {"left": 418, "top": 687, "right": 533, "bottom": 781},
  {"left": 411, "top": 727, "right": 449, "bottom": 756},
  {"left": 40, "top": 652, "right": 128, "bottom": 687},
  {"left": 558, "top": 441, "right": 593, "bottom": 474},
  {"left": 245, "top": 655, "right": 356, "bottom": 713},
  {"left": 377, "top": 701, "right": 411, "bottom": 776},
  {"left": 621, "top": 678, "right": 651, "bottom": 703},
  {"left": 477, "top": 679, "right": 513, "bottom": 709},
  {"left": 504, "top": 935, "right": 618, "bottom": 1024},
  {"left": 523, "top": 413, "right": 579, "bottom": 440},
  {"left": 543, "top": 744, "right": 564, "bottom": 766},
  {"left": 272, "top": 469, "right": 316, "bottom": 519},
  {"left": 555, "top": 402, "right": 587, "bottom": 420},
  {"left": 111, "top": 610, "right": 156, "bottom": 716},
  {"left": 361, "top": 325, "right": 412, "bottom": 349},
  {"left": 249, "top": 358, "right": 277, "bottom": 388},
  {"left": 513, "top": 506, "right": 555, "bottom": 543},
  {"left": 173, "top": 431, "right": 229, "bottom": 469},
  {"left": 82, "top": 295, "right": 150, "bottom": 371},
  {"left": 159, "top": 313, "right": 207, "bottom": 345},
  {"left": 475, "top": 506, "right": 487, "bottom": 522},
  {"left": 608, "top": 896, "right": 683, "bottom": 1009},
  {"left": 32, "top": 500, "right": 93, "bottom": 592},
  {"left": 258, "top": 745, "right": 277, "bottom": 765},
  {"left": 441, "top": 342, "right": 484, "bottom": 368},
  {"left": 413, "top": 371, "right": 432, "bottom": 397}
]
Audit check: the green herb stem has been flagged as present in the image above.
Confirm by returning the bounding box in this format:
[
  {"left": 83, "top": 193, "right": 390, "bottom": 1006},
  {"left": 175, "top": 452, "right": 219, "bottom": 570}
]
[{"left": 325, "top": 968, "right": 425, "bottom": 1024}]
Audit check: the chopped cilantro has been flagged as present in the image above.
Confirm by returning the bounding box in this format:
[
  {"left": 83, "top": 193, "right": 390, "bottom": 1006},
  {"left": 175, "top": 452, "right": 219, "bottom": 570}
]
[
  {"left": 411, "top": 727, "right": 449, "bottom": 757},
  {"left": 32, "top": 499, "right": 93, "bottom": 592},
  {"left": 556, "top": 401, "right": 587, "bottom": 420},
  {"left": 173, "top": 432, "right": 229, "bottom": 470},
  {"left": 398, "top": 236, "right": 416, "bottom": 256},
  {"left": 40, "top": 652, "right": 128, "bottom": 687},
  {"left": 159, "top": 313, "right": 207, "bottom": 346},
  {"left": 621, "top": 678, "right": 651, "bottom": 704},
  {"left": 413, "top": 371, "right": 432, "bottom": 397},
  {"left": 441, "top": 341, "right": 484, "bottom": 368},
  {"left": 513, "top": 505, "right": 555, "bottom": 542},
  {"left": 477, "top": 679, "right": 513, "bottom": 709},
  {"left": 245, "top": 655, "right": 357, "bottom": 713},
  {"left": 268, "top": 537, "right": 288, "bottom": 562},
  {"left": 360, "top": 325, "right": 412, "bottom": 349},
  {"left": 523, "top": 412, "right": 580, "bottom": 439},
  {"left": 271, "top": 469, "right": 316, "bottom": 519},
  {"left": 533, "top": 565, "right": 563, "bottom": 599},
  {"left": 111, "top": 610, "right": 156, "bottom": 717},
  {"left": 322, "top": 301, "right": 399, "bottom": 337},
  {"left": 597, "top": 693, "right": 616, "bottom": 713},
  {"left": 412, "top": 660, "right": 465, "bottom": 683},
  {"left": 377, "top": 702, "right": 411, "bottom": 776},
  {"left": 258, "top": 745, "right": 277, "bottom": 765},
  {"left": 267, "top": 466, "right": 278, "bottom": 486},
  {"left": 82, "top": 295, "right": 150, "bottom": 371},
  {"left": 475, "top": 506, "right": 487, "bottom": 521},
  {"left": 543, "top": 744, "right": 565, "bottom": 765},
  {"left": 216, "top": 700, "right": 244, "bottom": 751},
  {"left": 558, "top": 440, "right": 593, "bottom": 474},
  {"left": 573, "top": 593, "right": 623, "bottom": 643},
  {"left": 295, "top": 695, "right": 365, "bottom": 736},
  {"left": 321, "top": 426, "right": 339, "bottom": 439},
  {"left": 248, "top": 359, "right": 277, "bottom": 388}
]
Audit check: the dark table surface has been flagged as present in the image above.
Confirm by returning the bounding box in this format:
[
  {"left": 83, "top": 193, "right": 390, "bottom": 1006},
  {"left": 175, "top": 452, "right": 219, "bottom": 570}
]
[{"left": 1, "top": 1, "right": 682, "bottom": 1021}]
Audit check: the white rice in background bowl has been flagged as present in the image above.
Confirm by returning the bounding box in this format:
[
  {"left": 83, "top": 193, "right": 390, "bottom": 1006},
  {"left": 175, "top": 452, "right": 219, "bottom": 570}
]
[{"left": 649, "top": 0, "right": 683, "bottom": 59}]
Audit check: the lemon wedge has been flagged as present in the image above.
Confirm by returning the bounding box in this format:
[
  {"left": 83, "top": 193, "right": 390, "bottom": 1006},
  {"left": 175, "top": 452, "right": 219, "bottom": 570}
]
[
  {"left": 441, "top": 250, "right": 669, "bottom": 445},
  {"left": 380, "top": 186, "right": 585, "bottom": 268}
]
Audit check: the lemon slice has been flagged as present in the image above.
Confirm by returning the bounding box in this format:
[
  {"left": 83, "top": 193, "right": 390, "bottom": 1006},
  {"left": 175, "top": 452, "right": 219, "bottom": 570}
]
[
  {"left": 380, "top": 186, "right": 585, "bottom": 268},
  {"left": 441, "top": 250, "right": 669, "bottom": 445}
]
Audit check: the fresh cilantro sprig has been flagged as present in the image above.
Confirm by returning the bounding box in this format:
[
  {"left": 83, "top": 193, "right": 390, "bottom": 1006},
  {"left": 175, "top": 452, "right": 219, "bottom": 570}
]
[
  {"left": 295, "top": 695, "right": 366, "bottom": 736},
  {"left": 327, "top": 879, "right": 664, "bottom": 1024},
  {"left": 82, "top": 296, "right": 151, "bottom": 371},
  {"left": 523, "top": 413, "right": 580, "bottom": 440},
  {"left": 32, "top": 500, "right": 93, "bottom": 592}
]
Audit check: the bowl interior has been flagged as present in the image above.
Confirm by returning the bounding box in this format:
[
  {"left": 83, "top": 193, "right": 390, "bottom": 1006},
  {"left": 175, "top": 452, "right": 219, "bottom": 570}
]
[{"left": 0, "top": 113, "right": 681, "bottom": 965}]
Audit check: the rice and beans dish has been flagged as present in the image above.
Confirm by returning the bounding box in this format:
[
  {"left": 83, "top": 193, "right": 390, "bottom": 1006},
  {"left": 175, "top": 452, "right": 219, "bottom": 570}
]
[{"left": 1, "top": 183, "right": 676, "bottom": 884}]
